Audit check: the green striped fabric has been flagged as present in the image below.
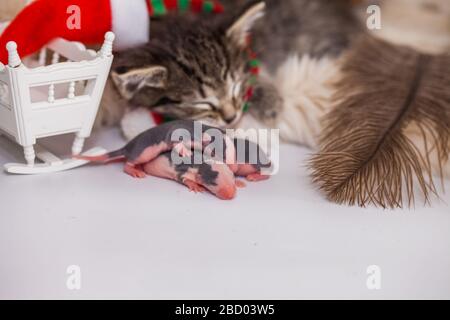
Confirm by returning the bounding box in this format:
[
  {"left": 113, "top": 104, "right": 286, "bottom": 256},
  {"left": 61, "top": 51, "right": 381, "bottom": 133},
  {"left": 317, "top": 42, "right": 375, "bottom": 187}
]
[
  {"left": 202, "top": 1, "right": 214, "bottom": 13},
  {"left": 243, "top": 102, "right": 250, "bottom": 113},
  {"left": 249, "top": 59, "right": 260, "bottom": 68},
  {"left": 150, "top": 0, "right": 220, "bottom": 16},
  {"left": 151, "top": 0, "right": 167, "bottom": 16},
  {"left": 178, "top": 0, "right": 190, "bottom": 12}
]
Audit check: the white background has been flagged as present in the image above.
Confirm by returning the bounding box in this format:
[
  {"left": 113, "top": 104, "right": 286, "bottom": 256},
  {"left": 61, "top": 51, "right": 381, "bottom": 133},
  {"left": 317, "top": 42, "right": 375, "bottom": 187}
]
[{"left": 0, "top": 129, "right": 449, "bottom": 299}]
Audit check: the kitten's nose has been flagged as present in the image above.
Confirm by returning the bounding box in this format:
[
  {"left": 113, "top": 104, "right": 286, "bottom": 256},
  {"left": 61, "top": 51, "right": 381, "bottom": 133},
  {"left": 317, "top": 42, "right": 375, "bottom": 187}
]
[{"left": 224, "top": 115, "right": 237, "bottom": 124}]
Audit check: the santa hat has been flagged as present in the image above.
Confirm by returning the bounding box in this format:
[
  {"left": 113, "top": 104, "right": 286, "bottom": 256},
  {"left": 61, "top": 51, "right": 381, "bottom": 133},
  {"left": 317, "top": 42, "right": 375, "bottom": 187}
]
[{"left": 0, "top": 0, "right": 224, "bottom": 65}]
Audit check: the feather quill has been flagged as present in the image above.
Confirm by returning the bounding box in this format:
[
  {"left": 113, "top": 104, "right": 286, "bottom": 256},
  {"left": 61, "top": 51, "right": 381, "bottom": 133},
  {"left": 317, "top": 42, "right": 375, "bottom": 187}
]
[{"left": 309, "top": 36, "right": 450, "bottom": 208}]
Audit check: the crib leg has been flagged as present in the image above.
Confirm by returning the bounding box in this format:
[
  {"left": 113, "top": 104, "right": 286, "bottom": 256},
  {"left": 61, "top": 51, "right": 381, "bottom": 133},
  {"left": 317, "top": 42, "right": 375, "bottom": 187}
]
[
  {"left": 72, "top": 134, "right": 85, "bottom": 156},
  {"left": 24, "top": 145, "right": 36, "bottom": 166}
]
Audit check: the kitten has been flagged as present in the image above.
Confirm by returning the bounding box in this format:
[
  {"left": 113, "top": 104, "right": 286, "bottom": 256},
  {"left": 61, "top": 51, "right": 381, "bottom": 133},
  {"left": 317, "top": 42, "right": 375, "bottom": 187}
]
[
  {"left": 107, "top": 2, "right": 276, "bottom": 130},
  {"left": 100, "top": 0, "right": 361, "bottom": 148}
]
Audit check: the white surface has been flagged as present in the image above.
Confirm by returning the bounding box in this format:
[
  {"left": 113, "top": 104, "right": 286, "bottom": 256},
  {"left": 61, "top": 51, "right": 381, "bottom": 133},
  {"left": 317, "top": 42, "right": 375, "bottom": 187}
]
[{"left": 0, "top": 128, "right": 449, "bottom": 300}]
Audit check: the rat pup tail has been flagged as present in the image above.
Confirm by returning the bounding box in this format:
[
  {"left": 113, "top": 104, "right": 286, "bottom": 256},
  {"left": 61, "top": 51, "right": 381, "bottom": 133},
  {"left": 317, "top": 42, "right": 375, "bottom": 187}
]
[
  {"left": 74, "top": 149, "right": 125, "bottom": 163},
  {"left": 309, "top": 35, "right": 450, "bottom": 209}
]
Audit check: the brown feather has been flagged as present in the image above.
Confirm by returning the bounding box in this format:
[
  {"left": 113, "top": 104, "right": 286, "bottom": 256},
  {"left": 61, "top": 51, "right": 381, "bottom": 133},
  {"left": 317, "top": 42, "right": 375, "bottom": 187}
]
[{"left": 309, "top": 35, "right": 450, "bottom": 209}]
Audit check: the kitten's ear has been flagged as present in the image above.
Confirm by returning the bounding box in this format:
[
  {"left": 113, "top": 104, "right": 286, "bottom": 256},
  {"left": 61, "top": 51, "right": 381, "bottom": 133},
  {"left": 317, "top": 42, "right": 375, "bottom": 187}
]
[
  {"left": 111, "top": 66, "right": 168, "bottom": 99},
  {"left": 226, "top": 1, "right": 265, "bottom": 47}
]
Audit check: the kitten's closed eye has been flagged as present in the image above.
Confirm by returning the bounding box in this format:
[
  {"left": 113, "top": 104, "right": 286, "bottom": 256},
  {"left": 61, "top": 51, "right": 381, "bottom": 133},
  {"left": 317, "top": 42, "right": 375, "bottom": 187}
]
[
  {"left": 155, "top": 97, "right": 181, "bottom": 106},
  {"left": 194, "top": 102, "right": 216, "bottom": 111},
  {"left": 194, "top": 97, "right": 220, "bottom": 111},
  {"left": 115, "top": 66, "right": 129, "bottom": 75}
]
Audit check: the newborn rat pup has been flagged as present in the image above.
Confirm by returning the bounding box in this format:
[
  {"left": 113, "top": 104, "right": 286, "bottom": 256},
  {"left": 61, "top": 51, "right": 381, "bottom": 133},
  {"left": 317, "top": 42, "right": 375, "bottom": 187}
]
[
  {"left": 233, "top": 138, "right": 272, "bottom": 182},
  {"left": 143, "top": 151, "right": 239, "bottom": 200},
  {"left": 76, "top": 120, "right": 236, "bottom": 178}
]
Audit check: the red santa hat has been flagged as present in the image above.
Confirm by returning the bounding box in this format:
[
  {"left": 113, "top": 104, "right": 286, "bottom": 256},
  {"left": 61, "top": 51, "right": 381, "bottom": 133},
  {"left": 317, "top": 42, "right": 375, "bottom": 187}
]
[{"left": 0, "top": 0, "right": 224, "bottom": 65}]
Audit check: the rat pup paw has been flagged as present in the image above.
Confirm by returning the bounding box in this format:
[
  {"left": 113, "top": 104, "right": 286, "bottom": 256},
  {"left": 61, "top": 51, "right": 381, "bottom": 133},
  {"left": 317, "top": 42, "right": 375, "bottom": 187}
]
[
  {"left": 235, "top": 180, "right": 247, "bottom": 188},
  {"left": 124, "top": 163, "right": 147, "bottom": 179},
  {"left": 183, "top": 179, "right": 206, "bottom": 193},
  {"left": 246, "top": 173, "right": 270, "bottom": 182}
]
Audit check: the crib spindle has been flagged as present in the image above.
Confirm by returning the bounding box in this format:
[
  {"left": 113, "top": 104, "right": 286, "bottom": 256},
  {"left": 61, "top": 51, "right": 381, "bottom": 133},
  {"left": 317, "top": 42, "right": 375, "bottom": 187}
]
[
  {"left": 48, "top": 84, "right": 55, "bottom": 103},
  {"left": 6, "top": 42, "right": 21, "bottom": 68},
  {"left": 68, "top": 81, "right": 76, "bottom": 99},
  {"left": 51, "top": 52, "right": 60, "bottom": 65},
  {"left": 99, "top": 32, "right": 115, "bottom": 58},
  {"left": 38, "top": 48, "right": 47, "bottom": 66}
]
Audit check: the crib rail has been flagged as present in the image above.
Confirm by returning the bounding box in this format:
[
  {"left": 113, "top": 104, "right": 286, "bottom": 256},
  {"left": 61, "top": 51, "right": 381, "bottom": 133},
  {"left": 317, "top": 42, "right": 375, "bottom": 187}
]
[
  {"left": 38, "top": 39, "right": 98, "bottom": 66},
  {"left": 0, "top": 60, "right": 14, "bottom": 136},
  {"left": 5, "top": 32, "right": 114, "bottom": 102},
  {"left": 0, "top": 32, "right": 115, "bottom": 165}
]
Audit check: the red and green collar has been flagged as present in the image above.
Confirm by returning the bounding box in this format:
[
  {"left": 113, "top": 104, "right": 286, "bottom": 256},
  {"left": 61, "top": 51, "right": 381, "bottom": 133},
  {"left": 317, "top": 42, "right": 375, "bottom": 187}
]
[
  {"left": 146, "top": 0, "right": 224, "bottom": 16},
  {"left": 243, "top": 36, "right": 260, "bottom": 113}
]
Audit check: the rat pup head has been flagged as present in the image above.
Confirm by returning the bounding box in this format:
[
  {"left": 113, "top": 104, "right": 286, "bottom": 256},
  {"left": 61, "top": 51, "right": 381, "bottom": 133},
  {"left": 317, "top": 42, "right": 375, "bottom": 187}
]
[{"left": 197, "top": 159, "right": 237, "bottom": 200}]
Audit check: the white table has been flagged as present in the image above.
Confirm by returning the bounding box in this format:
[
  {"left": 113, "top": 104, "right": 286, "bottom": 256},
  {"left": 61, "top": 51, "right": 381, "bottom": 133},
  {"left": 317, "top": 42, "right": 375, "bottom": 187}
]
[{"left": 0, "top": 128, "right": 449, "bottom": 299}]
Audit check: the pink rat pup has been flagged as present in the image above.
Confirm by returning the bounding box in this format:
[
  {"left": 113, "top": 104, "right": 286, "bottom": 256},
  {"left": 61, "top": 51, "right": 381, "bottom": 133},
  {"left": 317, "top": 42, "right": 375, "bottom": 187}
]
[
  {"left": 76, "top": 120, "right": 237, "bottom": 178},
  {"left": 143, "top": 151, "right": 239, "bottom": 200},
  {"left": 232, "top": 138, "right": 272, "bottom": 182}
]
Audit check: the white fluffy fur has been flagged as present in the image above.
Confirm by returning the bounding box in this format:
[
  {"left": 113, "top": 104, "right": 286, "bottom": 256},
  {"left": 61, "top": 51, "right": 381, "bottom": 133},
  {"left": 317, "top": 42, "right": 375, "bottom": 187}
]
[
  {"left": 272, "top": 55, "right": 340, "bottom": 149},
  {"left": 120, "top": 107, "right": 157, "bottom": 141},
  {"left": 110, "top": 0, "right": 150, "bottom": 51}
]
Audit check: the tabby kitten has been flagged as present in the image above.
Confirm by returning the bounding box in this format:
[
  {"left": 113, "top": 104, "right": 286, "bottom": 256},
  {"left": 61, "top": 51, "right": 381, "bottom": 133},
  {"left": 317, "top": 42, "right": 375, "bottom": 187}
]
[
  {"left": 104, "top": 0, "right": 360, "bottom": 146},
  {"left": 109, "top": 2, "right": 279, "bottom": 129}
]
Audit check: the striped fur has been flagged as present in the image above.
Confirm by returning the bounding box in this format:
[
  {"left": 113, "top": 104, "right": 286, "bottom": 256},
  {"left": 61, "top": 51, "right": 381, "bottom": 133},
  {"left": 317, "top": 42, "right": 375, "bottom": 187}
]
[{"left": 110, "top": 2, "right": 265, "bottom": 128}]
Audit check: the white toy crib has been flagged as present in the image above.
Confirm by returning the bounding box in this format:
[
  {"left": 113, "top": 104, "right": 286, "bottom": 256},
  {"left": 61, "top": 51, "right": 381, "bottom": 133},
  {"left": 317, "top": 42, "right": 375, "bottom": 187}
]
[{"left": 0, "top": 28, "right": 115, "bottom": 174}]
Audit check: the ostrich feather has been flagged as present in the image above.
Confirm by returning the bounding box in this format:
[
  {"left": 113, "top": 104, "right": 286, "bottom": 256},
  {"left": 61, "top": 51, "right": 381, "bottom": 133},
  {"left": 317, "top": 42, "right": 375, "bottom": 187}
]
[{"left": 310, "top": 36, "right": 450, "bottom": 209}]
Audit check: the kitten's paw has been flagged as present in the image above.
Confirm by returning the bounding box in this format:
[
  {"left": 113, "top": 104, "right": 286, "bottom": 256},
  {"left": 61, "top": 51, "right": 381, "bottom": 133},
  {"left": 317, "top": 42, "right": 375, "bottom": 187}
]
[{"left": 249, "top": 80, "right": 283, "bottom": 126}]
